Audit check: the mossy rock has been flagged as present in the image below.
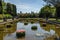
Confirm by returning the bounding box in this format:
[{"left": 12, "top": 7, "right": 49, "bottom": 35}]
[
  {"left": 31, "top": 21, "right": 34, "bottom": 24},
  {"left": 24, "top": 23, "right": 28, "bottom": 25},
  {"left": 42, "top": 23, "right": 46, "bottom": 27},
  {"left": 31, "top": 26, "right": 37, "bottom": 30},
  {"left": 16, "top": 32, "right": 25, "bottom": 38},
  {"left": 6, "top": 25, "right": 12, "bottom": 28}
]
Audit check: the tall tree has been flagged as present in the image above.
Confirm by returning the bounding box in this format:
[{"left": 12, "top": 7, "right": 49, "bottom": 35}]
[
  {"left": 0, "top": 0, "right": 2, "bottom": 14},
  {"left": 6, "top": 3, "right": 17, "bottom": 17},
  {"left": 43, "top": 0, "right": 60, "bottom": 20},
  {"left": 39, "top": 5, "right": 55, "bottom": 21},
  {"left": 6, "top": 3, "right": 11, "bottom": 14},
  {"left": 39, "top": 5, "right": 52, "bottom": 17},
  {"left": 11, "top": 4, "right": 17, "bottom": 16}
]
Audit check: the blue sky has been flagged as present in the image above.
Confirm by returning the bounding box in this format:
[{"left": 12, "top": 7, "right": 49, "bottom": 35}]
[{"left": 5, "top": 0, "right": 46, "bottom": 13}]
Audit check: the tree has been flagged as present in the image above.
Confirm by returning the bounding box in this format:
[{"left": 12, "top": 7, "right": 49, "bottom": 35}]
[
  {"left": 20, "top": 11, "right": 22, "bottom": 14},
  {"left": 43, "top": 0, "right": 60, "bottom": 20},
  {"left": 6, "top": 3, "right": 11, "bottom": 14},
  {"left": 31, "top": 11, "right": 35, "bottom": 18},
  {"left": 0, "top": 0, "right": 2, "bottom": 14},
  {"left": 11, "top": 4, "right": 17, "bottom": 16},
  {"left": 39, "top": 5, "right": 55, "bottom": 21},
  {"left": 6, "top": 3, "right": 17, "bottom": 17}
]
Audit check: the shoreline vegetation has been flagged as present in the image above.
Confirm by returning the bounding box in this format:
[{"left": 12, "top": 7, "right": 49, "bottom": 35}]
[{"left": 0, "top": 18, "right": 60, "bottom": 24}]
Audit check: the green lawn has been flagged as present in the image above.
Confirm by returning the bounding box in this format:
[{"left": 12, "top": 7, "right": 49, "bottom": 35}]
[
  {"left": 0, "top": 20, "right": 3, "bottom": 22},
  {"left": 48, "top": 18, "right": 56, "bottom": 21},
  {"left": 0, "top": 14, "right": 12, "bottom": 22}
]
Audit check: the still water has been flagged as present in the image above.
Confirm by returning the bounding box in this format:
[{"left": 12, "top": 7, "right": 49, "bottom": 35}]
[{"left": 0, "top": 22, "right": 58, "bottom": 40}]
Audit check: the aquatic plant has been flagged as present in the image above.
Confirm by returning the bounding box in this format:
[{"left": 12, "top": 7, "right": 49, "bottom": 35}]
[
  {"left": 31, "top": 21, "right": 34, "bottom": 24},
  {"left": 24, "top": 22, "right": 28, "bottom": 25},
  {"left": 31, "top": 26, "right": 37, "bottom": 30}
]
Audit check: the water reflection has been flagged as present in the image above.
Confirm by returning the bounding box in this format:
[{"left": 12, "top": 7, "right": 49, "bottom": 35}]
[
  {"left": 40, "top": 22, "right": 60, "bottom": 40},
  {"left": 0, "top": 21, "right": 60, "bottom": 40},
  {"left": 4, "top": 22, "right": 56, "bottom": 40},
  {"left": 0, "top": 31, "right": 3, "bottom": 40},
  {"left": 0, "top": 22, "right": 17, "bottom": 40}
]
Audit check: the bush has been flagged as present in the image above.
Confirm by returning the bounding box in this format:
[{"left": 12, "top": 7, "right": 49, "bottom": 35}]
[
  {"left": 31, "top": 21, "right": 34, "bottom": 24},
  {"left": 24, "top": 23, "right": 28, "bottom": 25},
  {"left": 31, "top": 26, "right": 37, "bottom": 30},
  {"left": 16, "top": 31, "right": 25, "bottom": 38}
]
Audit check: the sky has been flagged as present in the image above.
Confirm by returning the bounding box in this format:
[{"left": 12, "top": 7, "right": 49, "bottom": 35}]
[{"left": 4, "top": 0, "right": 46, "bottom": 13}]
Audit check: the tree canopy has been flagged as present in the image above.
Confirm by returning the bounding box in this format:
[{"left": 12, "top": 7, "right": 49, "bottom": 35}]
[
  {"left": 43, "top": 0, "right": 60, "bottom": 19},
  {"left": 39, "top": 5, "right": 56, "bottom": 18},
  {"left": 43, "top": 0, "right": 60, "bottom": 7}
]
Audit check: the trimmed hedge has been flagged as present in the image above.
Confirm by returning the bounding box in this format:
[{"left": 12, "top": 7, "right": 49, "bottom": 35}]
[
  {"left": 31, "top": 26, "right": 37, "bottom": 30},
  {"left": 24, "top": 23, "right": 28, "bottom": 25}
]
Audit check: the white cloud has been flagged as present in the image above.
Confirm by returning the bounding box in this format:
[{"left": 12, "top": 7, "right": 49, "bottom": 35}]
[
  {"left": 4, "top": 0, "right": 44, "bottom": 12},
  {"left": 16, "top": 4, "right": 40, "bottom": 13},
  {"left": 17, "top": 4, "right": 31, "bottom": 10},
  {"left": 4, "top": 0, "right": 9, "bottom": 2},
  {"left": 5, "top": 0, "right": 44, "bottom": 13}
]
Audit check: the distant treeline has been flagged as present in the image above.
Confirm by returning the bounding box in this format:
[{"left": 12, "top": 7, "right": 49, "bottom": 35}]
[
  {"left": 17, "top": 5, "right": 56, "bottom": 18},
  {"left": 18, "top": 11, "right": 39, "bottom": 18}
]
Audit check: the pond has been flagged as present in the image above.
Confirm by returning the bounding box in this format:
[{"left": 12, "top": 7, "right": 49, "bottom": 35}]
[{"left": 0, "top": 21, "right": 59, "bottom": 40}]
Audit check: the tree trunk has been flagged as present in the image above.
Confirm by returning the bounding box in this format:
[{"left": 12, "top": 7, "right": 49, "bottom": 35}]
[{"left": 55, "top": 6, "right": 60, "bottom": 21}]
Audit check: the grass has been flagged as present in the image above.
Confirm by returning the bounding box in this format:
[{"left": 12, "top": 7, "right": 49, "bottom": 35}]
[
  {"left": 0, "top": 14, "right": 12, "bottom": 19},
  {"left": 4, "top": 14, "right": 12, "bottom": 19},
  {"left": 0, "top": 20, "right": 3, "bottom": 22},
  {"left": 48, "top": 18, "right": 56, "bottom": 21},
  {"left": 48, "top": 18, "right": 60, "bottom": 22},
  {"left": 0, "top": 14, "right": 12, "bottom": 22},
  {"left": 0, "top": 14, "right": 3, "bottom": 19}
]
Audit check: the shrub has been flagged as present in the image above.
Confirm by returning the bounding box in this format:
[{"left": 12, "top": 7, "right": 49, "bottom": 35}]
[
  {"left": 31, "top": 21, "right": 34, "bottom": 24},
  {"left": 31, "top": 26, "right": 37, "bottom": 30},
  {"left": 24, "top": 23, "right": 28, "bottom": 25}
]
